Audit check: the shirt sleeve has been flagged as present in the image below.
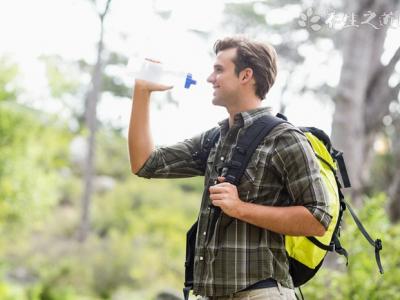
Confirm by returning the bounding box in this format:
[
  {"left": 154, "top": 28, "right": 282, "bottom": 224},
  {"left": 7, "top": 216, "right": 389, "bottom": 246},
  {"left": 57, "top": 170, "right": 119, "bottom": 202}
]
[
  {"left": 272, "top": 128, "right": 332, "bottom": 229},
  {"left": 135, "top": 128, "right": 215, "bottom": 179}
]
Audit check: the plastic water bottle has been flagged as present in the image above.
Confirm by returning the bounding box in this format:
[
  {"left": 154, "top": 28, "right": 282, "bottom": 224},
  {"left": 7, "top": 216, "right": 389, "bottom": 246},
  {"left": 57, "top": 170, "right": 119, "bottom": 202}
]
[{"left": 127, "top": 57, "right": 198, "bottom": 90}]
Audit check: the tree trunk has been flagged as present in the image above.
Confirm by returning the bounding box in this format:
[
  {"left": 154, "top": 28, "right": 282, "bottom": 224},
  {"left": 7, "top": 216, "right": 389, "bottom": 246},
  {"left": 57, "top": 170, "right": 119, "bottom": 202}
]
[
  {"left": 388, "top": 118, "right": 400, "bottom": 222},
  {"left": 77, "top": 0, "right": 112, "bottom": 242},
  {"left": 331, "top": 0, "right": 398, "bottom": 207}
]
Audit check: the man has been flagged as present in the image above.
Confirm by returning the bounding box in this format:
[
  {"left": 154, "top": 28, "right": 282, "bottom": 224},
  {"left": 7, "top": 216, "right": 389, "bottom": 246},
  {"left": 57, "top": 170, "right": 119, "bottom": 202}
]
[{"left": 129, "top": 36, "right": 331, "bottom": 300}]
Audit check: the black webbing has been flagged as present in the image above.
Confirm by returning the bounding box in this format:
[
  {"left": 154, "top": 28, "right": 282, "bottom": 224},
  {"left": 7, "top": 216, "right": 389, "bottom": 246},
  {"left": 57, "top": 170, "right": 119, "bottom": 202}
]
[
  {"left": 306, "top": 236, "right": 335, "bottom": 251},
  {"left": 332, "top": 149, "right": 351, "bottom": 188},
  {"left": 345, "top": 200, "right": 384, "bottom": 274},
  {"left": 332, "top": 235, "right": 349, "bottom": 265}
]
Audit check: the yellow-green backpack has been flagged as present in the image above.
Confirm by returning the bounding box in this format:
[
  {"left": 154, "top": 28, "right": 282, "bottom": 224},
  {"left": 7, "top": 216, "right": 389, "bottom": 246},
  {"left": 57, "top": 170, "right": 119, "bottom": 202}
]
[{"left": 283, "top": 122, "right": 384, "bottom": 287}]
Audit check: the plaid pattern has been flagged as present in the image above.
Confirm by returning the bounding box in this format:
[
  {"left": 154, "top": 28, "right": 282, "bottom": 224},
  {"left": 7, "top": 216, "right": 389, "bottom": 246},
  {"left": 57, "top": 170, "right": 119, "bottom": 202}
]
[{"left": 137, "top": 107, "right": 331, "bottom": 297}]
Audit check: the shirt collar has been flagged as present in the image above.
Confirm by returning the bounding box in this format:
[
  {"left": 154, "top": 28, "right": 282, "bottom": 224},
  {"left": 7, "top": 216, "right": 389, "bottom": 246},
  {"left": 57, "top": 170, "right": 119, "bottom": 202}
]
[{"left": 218, "top": 106, "right": 273, "bottom": 132}]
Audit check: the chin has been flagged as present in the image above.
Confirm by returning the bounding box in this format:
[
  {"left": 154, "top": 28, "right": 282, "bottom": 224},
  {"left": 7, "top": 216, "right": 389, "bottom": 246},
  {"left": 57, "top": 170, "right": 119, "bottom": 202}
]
[
  {"left": 212, "top": 96, "right": 223, "bottom": 106},
  {"left": 212, "top": 99, "right": 222, "bottom": 107}
]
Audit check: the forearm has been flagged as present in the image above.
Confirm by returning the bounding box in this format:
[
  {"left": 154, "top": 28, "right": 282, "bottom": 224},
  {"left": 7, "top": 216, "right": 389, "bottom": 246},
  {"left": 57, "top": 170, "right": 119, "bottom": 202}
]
[
  {"left": 236, "top": 202, "right": 326, "bottom": 236},
  {"left": 128, "top": 86, "right": 155, "bottom": 173}
]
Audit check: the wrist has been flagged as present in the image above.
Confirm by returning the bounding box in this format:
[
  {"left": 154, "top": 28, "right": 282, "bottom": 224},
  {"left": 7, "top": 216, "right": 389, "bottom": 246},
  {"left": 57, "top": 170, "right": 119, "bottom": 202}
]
[
  {"left": 235, "top": 200, "right": 247, "bottom": 220},
  {"left": 133, "top": 84, "right": 151, "bottom": 100},
  {"left": 134, "top": 84, "right": 151, "bottom": 94}
]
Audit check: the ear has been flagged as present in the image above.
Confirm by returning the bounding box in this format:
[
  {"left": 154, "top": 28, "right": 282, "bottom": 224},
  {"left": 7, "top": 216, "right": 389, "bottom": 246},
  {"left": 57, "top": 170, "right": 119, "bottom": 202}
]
[{"left": 240, "top": 68, "right": 253, "bottom": 83}]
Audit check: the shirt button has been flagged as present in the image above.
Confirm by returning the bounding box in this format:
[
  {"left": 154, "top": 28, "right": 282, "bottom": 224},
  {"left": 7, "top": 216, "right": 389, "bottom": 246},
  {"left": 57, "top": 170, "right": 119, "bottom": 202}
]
[
  {"left": 200, "top": 256, "right": 204, "bottom": 261},
  {"left": 203, "top": 231, "right": 206, "bottom": 235},
  {"left": 220, "top": 156, "right": 225, "bottom": 161}
]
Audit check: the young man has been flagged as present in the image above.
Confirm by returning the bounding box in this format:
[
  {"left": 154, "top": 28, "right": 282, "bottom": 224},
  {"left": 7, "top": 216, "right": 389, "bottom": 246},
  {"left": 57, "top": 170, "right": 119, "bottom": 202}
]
[{"left": 129, "top": 37, "right": 331, "bottom": 300}]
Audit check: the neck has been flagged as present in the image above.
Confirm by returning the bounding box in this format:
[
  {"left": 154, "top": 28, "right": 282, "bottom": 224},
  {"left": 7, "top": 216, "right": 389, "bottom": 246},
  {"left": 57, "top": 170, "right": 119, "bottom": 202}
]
[{"left": 227, "top": 98, "right": 262, "bottom": 127}]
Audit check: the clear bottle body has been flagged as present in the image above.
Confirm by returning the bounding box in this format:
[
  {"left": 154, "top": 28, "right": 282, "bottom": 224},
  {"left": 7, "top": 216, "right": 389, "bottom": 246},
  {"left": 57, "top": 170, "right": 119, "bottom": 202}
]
[{"left": 127, "top": 57, "right": 197, "bottom": 89}]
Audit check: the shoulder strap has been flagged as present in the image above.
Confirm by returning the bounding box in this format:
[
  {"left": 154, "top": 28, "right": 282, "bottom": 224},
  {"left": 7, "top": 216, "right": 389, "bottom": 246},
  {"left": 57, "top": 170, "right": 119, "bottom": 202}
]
[
  {"left": 207, "top": 114, "right": 286, "bottom": 248},
  {"left": 192, "top": 127, "right": 220, "bottom": 172},
  {"left": 223, "top": 115, "right": 286, "bottom": 185}
]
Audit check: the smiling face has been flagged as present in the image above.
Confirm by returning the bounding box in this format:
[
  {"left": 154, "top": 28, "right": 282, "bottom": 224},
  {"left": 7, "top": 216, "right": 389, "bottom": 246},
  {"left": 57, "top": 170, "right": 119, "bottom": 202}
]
[{"left": 207, "top": 48, "right": 242, "bottom": 108}]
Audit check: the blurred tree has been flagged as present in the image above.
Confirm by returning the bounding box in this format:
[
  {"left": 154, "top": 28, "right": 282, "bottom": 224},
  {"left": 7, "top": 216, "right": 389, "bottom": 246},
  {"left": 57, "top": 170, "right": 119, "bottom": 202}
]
[
  {"left": 77, "top": 0, "right": 112, "bottom": 242},
  {"left": 387, "top": 115, "right": 400, "bottom": 221},
  {"left": 37, "top": 0, "right": 137, "bottom": 243},
  {"left": 221, "top": 1, "right": 336, "bottom": 117},
  {"left": 331, "top": 0, "right": 400, "bottom": 206}
]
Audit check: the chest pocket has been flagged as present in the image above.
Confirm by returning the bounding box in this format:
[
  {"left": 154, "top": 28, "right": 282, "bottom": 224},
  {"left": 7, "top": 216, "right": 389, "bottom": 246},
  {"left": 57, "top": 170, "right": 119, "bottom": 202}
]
[{"left": 240, "top": 147, "right": 272, "bottom": 189}]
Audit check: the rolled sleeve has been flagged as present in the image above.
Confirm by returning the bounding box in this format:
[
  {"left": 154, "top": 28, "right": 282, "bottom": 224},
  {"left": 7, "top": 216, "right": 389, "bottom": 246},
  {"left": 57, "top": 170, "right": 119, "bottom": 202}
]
[
  {"left": 135, "top": 128, "right": 217, "bottom": 179},
  {"left": 135, "top": 149, "right": 160, "bottom": 178},
  {"left": 274, "top": 129, "right": 332, "bottom": 229}
]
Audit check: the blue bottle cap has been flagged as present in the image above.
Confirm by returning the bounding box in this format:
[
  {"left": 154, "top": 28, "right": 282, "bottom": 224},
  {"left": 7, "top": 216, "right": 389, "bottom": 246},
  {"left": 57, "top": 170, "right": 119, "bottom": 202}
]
[{"left": 184, "top": 73, "right": 197, "bottom": 89}]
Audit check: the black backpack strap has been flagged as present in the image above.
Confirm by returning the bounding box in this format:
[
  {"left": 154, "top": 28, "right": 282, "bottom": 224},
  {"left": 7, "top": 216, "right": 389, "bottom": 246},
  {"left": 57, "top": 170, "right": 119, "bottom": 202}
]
[
  {"left": 207, "top": 115, "right": 286, "bottom": 246},
  {"left": 332, "top": 148, "right": 351, "bottom": 188},
  {"left": 192, "top": 127, "right": 220, "bottom": 173},
  {"left": 344, "top": 200, "right": 384, "bottom": 274},
  {"left": 222, "top": 115, "right": 286, "bottom": 185},
  {"left": 183, "top": 287, "right": 191, "bottom": 300},
  {"left": 332, "top": 235, "right": 349, "bottom": 265},
  {"left": 183, "top": 220, "right": 198, "bottom": 300}
]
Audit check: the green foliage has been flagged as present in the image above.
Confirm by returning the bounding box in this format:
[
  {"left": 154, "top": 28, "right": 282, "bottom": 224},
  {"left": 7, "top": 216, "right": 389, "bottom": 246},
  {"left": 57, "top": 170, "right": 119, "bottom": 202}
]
[
  {"left": 101, "top": 74, "right": 131, "bottom": 98},
  {"left": 101, "top": 51, "right": 131, "bottom": 98},
  {"left": 40, "top": 55, "right": 81, "bottom": 98},
  {"left": 92, "top": 176, "right": 201, "bottom": 290},
  {"left": 0, "top": 56, "right": 19, "bottom": 102},
  {"left": 1, "top": 115, "right": 203, "bottom": 299},
  {"left": 0, "top": 103, "right": 72, "bottom": 230},
  {"left": 302, "top": 193, "right": 400, "bottom": 299},
  {"left": 95, "top": 128, "right": 132, "bottom": 180}
]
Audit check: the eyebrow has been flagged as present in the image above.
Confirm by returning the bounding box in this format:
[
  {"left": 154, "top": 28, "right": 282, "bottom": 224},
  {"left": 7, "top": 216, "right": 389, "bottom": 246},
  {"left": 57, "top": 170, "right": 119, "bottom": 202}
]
[{"left": 214, "top": 64, "right": 224, "bottom": 69}]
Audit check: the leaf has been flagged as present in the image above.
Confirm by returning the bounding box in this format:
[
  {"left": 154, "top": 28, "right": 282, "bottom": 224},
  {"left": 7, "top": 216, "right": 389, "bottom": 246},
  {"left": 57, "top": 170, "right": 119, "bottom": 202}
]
[
  {"left": 300, "top": 13, "right": 308, "bottom": 21},
  {"left": 310, "top": 15, "right": 321, "bottom": 23},
  {"left": 311, "top": 24, "right": 322, "bottom": 31},
  {"left": 298, "top": 20, "right": 307, "bottom": 27}
]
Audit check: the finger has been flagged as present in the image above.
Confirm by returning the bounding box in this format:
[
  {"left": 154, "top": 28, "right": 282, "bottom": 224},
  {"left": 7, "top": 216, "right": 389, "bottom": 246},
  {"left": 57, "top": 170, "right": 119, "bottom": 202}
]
[
  {"left": 209, "top": 185, "right": 228, "bottom": 194},
  {"left": 212, "top": 199, "right": 223, "bottom": 207},
  {"left": 158, "top": 84, "right": 173, "bottom": 91},
  {"left": 144, "top": 58, "right": 161, "bottom": 63},
  {"left": 209, "top": 193, "right": 224, "bottom": 201},
  {"left": 217, "top": 176, "right": 226, "bottom": 183},
  {"left": 134, "top": 79, "right": 173, "bottom": 91}
]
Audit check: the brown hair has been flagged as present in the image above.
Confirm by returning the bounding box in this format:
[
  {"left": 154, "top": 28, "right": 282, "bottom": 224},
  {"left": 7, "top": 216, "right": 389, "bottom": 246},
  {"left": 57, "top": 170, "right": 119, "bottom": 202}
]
[{"left": 213, "top": 36, "right": 277, "bottom": 100}]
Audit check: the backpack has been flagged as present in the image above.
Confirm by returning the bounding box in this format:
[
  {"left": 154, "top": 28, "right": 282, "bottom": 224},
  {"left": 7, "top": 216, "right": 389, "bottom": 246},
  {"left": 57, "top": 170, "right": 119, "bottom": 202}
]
[{"left": 183, "top": 113, "right": 383, "bottom": 300}]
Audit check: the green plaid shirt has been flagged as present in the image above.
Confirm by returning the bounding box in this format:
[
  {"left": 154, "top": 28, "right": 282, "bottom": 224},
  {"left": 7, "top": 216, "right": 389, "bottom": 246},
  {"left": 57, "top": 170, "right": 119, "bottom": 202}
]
[{"left": 137, "top": 107, "right": 331, "bottom": 297}]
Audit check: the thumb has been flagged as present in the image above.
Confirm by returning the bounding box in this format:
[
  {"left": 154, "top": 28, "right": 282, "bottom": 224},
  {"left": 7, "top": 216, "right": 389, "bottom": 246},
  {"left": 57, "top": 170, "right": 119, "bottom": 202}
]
[{"left": 217, "top": 176, "right": 225, "bottom": 183}]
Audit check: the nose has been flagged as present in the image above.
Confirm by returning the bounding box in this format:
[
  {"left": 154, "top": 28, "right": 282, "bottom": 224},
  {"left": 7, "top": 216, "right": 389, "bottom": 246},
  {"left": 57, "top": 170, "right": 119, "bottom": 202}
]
[{"left": 207, "top": 72, "right": 215, "bottom": 84}]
